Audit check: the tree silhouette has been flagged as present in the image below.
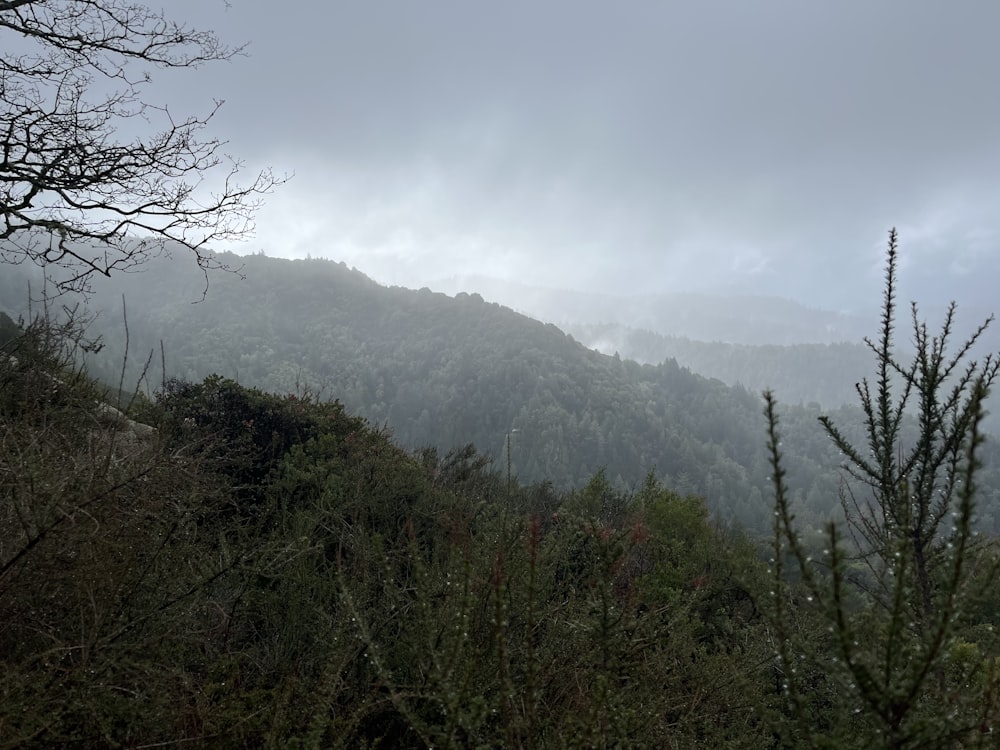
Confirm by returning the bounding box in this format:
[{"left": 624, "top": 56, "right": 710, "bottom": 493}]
[{"left": 0, "top": 0, "right": 282, "bottom": 292}]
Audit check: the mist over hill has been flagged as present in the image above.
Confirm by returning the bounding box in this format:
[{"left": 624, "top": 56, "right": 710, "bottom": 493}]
[
  {"left": 3, "top": 250, "right": 1000, "bottom": 534},
  {"left": 427, "top": 274, "right": 1000, "bottom": 419},
  {"left": 427, "top": 274, "right": 874, "bottom": 345},
  {"left": 563, "top": 323, "right": 873, "bottom": 409}
]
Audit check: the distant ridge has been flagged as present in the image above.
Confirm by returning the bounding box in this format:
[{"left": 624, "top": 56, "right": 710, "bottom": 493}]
[
  {"left": 3, "top": 251, "right": 1000, "bottom": 534},
  {"left": 427, "top": 274, "right": 871, "bottom": 345}
]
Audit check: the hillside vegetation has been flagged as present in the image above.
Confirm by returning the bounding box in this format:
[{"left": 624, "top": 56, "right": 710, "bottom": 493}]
[
  {"left": 3, "top": 237, "right": 1000, "bottom": 746},
  {"left": 4, "top": 253, "right": 1000, "bottom": 535},
  {"left": 0, "top": 313, "right": 779, "bottom": 746}
]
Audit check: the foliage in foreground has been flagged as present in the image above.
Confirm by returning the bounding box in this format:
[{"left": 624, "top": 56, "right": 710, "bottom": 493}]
[
  {"left": 0, "top": 315, "right": 774, "bottom": 747},
  {"left": 766, "top": 230, "right": 1000, "bottom": 748},
  {"left": 4, "top": 230, "right": 1000, "bottom": 748}
]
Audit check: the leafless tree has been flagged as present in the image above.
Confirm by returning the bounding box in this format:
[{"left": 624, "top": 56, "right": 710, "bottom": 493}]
[{"left": 0, "top": 0, "right": 282, "bottom": 293}]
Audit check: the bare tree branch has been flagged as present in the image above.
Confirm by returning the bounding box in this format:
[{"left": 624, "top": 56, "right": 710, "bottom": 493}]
[{"left": 0, "top": 0, "right": 285, "bottom": 294}]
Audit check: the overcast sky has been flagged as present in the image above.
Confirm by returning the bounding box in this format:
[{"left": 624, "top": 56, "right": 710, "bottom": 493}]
[{"left": 160, "top": 1, "right": 1000, "bottom": 312}]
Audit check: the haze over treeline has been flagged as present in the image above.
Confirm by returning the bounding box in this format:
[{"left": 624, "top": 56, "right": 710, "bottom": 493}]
[
  {"left": 126, "top": 1, "right": 1000, "bottom": 315},
  {"left": 4, "top": 248, "right": 1000, "bottom": 536},
  {"left": 427, "top": 275, "right": 874, "bottom": 345}
]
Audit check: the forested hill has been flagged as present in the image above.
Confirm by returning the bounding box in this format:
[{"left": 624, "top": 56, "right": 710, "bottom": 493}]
[
  {"left": 4, "top": 252, "right": 1000, "bottom": 534},
  {"left": 565, "top": 322, "right": 874, "bottom": 409}
]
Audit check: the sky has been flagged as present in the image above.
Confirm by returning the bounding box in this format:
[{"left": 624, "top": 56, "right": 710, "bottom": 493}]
[{"left": 155, "top": 1, "right": 1000, "bottom": 312}]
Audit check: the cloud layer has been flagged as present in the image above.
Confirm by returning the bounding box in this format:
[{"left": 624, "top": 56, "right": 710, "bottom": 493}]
[{"left": 162, "top": 0, "right": 1000, "bottom": 311}]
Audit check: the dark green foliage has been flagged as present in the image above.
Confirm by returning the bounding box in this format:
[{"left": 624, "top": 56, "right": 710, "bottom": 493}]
[
  {"left": 0, "top": 315, "right": 781, "bottom": 747},
  {"left": 325, "top": 471, "right": 773, "bottom": 748},
  {"left": 153, "top": 375, "right": 366, "bottom": 515},
  {"left": 8, "top": 254, "right": 1000, "bottom": 538},
  {"left": 4, "top": 234, "right": 1000, "bottom": 746},
  {"left": 0, "top": 312, "right": 20, "bottom": 349},
  {"left": 11, "top": 252, "right": 1000, "bottom": 537},
  {"left": 0, "top": 318, "right": 244, "bottom": 745}
]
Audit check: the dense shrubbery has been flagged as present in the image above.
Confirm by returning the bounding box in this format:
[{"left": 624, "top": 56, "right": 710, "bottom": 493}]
[
  {"left": 3, "top": 235, "right": 1000, "bottom": 748},
  {"left": 0, "top": 314, "right": 777, "bottom": 746},
  {"left": 8, "top": 255, "right": 1000, "bottom": 538}
]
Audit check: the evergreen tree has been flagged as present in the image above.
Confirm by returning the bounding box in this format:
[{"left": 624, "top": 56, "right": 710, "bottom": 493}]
[{"left": 766, "top": 229, "right": 1000, "bottom": 748}]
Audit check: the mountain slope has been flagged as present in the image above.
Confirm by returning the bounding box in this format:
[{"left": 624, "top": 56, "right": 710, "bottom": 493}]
[
  {"left": 566, "top": 322, "right": 874, "bottom": 408},
  {"left": 4, "top": 252, "right": 1000, "bottom": 534}
]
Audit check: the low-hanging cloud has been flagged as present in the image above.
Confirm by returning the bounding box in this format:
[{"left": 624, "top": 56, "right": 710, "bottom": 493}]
[{"left": 165, "top": 0, "right": 1000, "bottom": 311}]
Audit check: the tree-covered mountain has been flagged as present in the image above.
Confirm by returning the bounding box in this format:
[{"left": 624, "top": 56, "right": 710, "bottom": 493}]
[
  {"left": 4, "top": 267, "right": 1000, "bottom": 747},
  {"left": 565, "top": 322, "right": 876, "bottom": 409},
  {"left": 4, "top": 251, "right": 1000, "bottom": 536}
]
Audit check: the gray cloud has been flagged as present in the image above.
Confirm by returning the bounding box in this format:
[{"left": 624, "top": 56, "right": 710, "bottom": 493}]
[{"left": 162, "top": 0, "right": 1000, "bottom": 311}]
